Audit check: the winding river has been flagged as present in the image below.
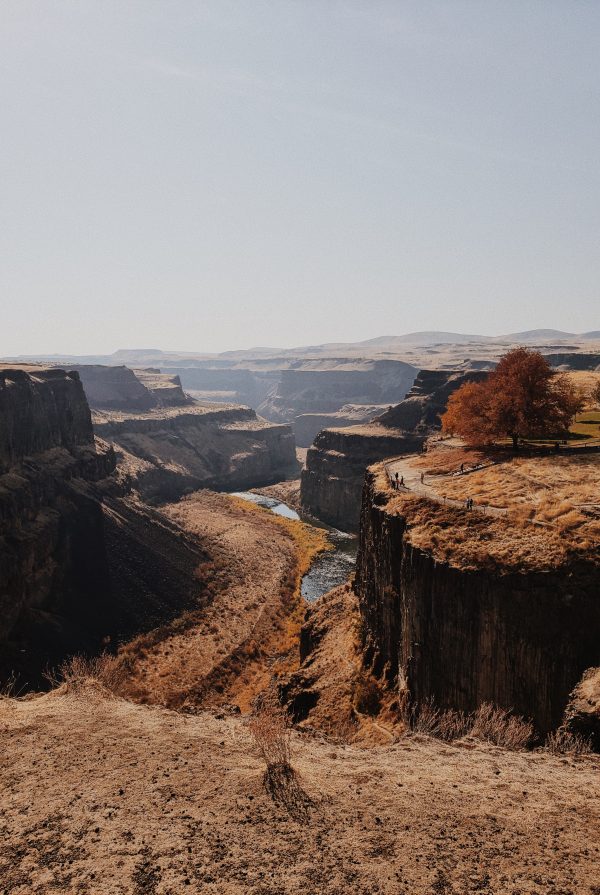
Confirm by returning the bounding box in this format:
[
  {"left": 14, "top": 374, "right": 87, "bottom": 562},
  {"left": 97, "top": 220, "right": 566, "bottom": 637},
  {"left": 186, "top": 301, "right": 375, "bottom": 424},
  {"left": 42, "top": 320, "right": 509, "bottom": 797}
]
[{"left": 231, "top": 492, "right": 357, "bottom": 601}]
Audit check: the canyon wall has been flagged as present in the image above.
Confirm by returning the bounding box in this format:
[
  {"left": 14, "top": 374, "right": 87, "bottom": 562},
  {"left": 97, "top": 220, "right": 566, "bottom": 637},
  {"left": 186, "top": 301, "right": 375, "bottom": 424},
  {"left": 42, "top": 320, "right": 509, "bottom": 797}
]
[
  {"left": 301, "top": 426, "right": 423, "bottom": 531},
  {"left": 92, "top": 405, "right": 298, "bottom": 502},
  {"left": 354, "top": 467, "right": 600, "bottom": 735},
  {"left": 0, "top": 366, "right": 211, "bottom": 683},
  {"left": 257, "top": 359, "right": 418, "bottom": 424},
  {"left": 300, "top": 369, "right": 483, "bottom": 531}
]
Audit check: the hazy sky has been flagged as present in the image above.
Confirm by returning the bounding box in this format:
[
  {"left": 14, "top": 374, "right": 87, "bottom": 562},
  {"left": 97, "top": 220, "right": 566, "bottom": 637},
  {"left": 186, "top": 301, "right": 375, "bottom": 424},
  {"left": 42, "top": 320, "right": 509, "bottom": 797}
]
[{"left": 1, "top": 1, "right": 599, "bottom": 355}]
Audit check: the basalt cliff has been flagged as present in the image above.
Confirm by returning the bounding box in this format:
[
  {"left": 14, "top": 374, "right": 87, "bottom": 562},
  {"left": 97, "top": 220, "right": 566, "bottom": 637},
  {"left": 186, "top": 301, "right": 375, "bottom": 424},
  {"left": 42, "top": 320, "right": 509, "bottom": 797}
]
[
  {"left": 301, "top": 369, "right": 486, "bottom": 530},
  {"left": 353, "top": 464, "right": 600, "bottom": 736},
  {"left": 0, "top": 366, "right": 210, "bottom": 682}
]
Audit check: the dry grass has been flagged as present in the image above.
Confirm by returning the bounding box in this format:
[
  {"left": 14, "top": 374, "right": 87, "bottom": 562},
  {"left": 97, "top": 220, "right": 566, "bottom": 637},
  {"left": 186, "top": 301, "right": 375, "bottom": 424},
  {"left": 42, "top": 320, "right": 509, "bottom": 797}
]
[
  {"left": 45, "top": 653, "right": 126, "bottom": 698},
  {"left": 413, "top": 446, "right": 489, "bottom": 475},
  {"left": 545, "top": 727, "right": 592, "bottom": 756},
  {"left": 470, "top": 703, "right": 534, "bottom": 749},
  {"left": 403, "top": 699, "right": 533, "bottom": 750},
  {"left": 389, "top": 449, "right": 600, "bottom": 568},
  {"left": 248, "top": 688, "right": 293, "bottom": 770}
]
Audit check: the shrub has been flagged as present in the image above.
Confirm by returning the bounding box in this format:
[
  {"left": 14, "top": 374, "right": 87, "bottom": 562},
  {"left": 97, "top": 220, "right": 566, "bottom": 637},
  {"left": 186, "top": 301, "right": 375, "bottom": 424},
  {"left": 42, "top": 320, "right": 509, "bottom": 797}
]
[
  {"left": 545, "top": 727, "right": 592, "bottom": 756},
  {"left": 470, "top": 702, "right": 533, "bottom": 750},
  {"left": 248, "top": 689, "right": 292, "bottom": 770},
  {"left": 46, "top": 652, "right": 126, "bottom": 697}
]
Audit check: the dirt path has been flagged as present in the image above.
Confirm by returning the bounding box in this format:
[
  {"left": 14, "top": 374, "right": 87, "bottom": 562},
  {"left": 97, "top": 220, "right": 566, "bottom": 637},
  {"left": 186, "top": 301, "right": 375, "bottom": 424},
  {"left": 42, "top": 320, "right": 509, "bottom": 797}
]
[
  {"left": 1, "top": 690, "right": 599, "bottom": 895},
  {"left": 117, "top": 491, "right": 321, "bottom": 712},
  {"left": 384, "top": 456, "right": 507, "bottom": 517}
]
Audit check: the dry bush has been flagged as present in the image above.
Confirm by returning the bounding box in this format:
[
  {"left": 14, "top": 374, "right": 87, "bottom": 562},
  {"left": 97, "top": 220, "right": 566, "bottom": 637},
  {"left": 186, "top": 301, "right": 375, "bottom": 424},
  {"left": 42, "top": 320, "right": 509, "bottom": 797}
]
[
  {"left": 402, "top": 699, "right": 442, "bottom": 736},
  {"left": 403, "top": 701, "right": 471, "bottom": 742},
  {"left": 248, "top": 689, "right": 292, "bottom": 770},
  {"left": 437, "top": 708, "right": 472, "bottom": 742},
  {"left": 46, "top": 652, "right": 126, "bottom": 697},
  {"left": 403, "top": 699, "right": 531, "bottom": 750},
  {"left": 470, "top": 702, "right": 533, "bottom": 750},
  {"left": 545, "top": 728, "right": 592, "bottom": 756}
]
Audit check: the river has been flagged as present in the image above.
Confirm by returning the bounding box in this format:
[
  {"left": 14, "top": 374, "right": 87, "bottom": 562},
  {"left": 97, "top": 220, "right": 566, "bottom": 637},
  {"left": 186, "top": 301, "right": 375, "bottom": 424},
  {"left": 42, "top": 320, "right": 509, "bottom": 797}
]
[{"left": 231, "top": 492, "right": 357, "bottom": 601}]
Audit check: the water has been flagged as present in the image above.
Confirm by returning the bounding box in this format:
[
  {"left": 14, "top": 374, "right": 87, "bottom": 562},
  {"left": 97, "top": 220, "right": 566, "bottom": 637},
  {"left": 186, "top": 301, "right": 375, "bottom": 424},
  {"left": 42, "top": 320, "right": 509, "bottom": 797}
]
[{"left": 231, "top": 492, "right": 357, "bottom": 601}]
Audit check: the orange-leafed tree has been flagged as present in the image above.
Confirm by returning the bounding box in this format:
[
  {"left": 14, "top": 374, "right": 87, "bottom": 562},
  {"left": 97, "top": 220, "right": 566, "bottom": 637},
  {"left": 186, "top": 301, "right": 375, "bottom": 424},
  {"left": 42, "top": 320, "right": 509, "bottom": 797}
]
[{"left": 441, "top": 348, "right": 583, "bottom": 450}]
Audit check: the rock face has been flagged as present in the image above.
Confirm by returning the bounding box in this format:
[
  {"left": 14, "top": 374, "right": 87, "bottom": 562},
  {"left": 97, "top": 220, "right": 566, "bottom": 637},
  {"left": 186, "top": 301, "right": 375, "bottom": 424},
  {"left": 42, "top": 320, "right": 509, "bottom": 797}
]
[
  {"left": 375, "top": 369, "right": 488, "bottom": 431},
  {"left": 544, "top": 352, "right": 600, "bottom": 370},
  {"left": 293, "top": 404, "right": 390, "bottom": 448},
  {"left": 92, "top": 405, "right": 298, "bottom": 502},
  {"left": 300, "top": 369, "right": 483, "bottom": 531},
  {"left": 65, "top": 364, "right": 158, "bottom": 411},
  {"left": 133, "top": 369, "right": 192, "bottom": 407},
  {"left": 301, "top": 426, "right": 424, "bottom": 531},
  {"left": 0, "top": 366, "right": 210, "bottom": 682},
  {"left": 0, "top": 367, "right": 94, "bottom": 470},
  {"left": 257, "top": 359, "right": 418, "bottom": 424},
  {"left": 564, "top": 667, "right": 600, "bottom": 748},
  {"left": 354, "top": 467, "right": 600, "bottom": 736}
]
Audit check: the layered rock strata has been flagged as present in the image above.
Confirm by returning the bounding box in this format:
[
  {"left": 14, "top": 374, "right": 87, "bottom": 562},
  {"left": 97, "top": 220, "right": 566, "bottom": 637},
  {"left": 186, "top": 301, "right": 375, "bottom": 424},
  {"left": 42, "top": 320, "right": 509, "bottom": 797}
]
[
  {"left": 92, "top": 405, "right": 298, "bottom": 502},
  {"left": 354, "top": 466, "right": 600, "bottom": 736}
]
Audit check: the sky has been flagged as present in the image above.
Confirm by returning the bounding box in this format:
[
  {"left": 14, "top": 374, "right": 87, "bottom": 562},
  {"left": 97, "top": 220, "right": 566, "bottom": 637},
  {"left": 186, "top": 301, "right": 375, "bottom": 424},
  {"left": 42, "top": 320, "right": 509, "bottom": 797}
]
[{"left": 1, "top": 1, "right": 599, "bottom": 356}]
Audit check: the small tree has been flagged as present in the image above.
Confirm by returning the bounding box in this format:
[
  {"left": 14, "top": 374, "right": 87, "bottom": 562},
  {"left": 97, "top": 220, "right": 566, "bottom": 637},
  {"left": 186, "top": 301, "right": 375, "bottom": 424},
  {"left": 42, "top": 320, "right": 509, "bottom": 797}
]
[{"left": 442, "top": 348, "right": 583, "bottom": 450}]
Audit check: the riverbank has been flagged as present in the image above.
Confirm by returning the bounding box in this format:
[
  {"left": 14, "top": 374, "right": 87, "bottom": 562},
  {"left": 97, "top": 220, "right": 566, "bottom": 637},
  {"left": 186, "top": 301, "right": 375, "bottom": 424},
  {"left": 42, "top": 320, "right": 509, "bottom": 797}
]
[{"left": 115, "top": 489, "right": 329, "bottom": 713}]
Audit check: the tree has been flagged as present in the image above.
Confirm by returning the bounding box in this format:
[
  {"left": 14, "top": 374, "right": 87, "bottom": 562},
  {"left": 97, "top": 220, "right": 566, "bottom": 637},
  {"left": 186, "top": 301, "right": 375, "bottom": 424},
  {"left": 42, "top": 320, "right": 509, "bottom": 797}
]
[
  {"left": 591, "top": 379, "right": 600, "bottom": 407},
  {"left": 441, "top": 348, "right": 583, "bottom": 450}
]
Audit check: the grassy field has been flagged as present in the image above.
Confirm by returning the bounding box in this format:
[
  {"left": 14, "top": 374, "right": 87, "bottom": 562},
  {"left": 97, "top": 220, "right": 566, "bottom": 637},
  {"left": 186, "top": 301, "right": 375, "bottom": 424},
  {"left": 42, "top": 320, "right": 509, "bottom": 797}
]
[{"left": 400, "top": 448, "right": 600, "bottom": 567}]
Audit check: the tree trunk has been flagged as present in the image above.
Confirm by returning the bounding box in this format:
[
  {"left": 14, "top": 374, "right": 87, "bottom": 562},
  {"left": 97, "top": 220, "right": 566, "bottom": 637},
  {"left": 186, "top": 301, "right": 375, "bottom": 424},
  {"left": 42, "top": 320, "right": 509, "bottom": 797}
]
[{"left": 511, "top": 434, "right": 519, "bottom": 452}]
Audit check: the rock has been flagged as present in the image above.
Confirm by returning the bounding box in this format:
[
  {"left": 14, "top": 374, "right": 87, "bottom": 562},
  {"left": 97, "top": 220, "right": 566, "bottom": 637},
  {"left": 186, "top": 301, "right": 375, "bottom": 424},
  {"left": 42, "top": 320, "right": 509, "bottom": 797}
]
[
  {"left": 563, "top": 667, "right": 600, "bottom": 748},
  {"left": 300, "top": 369, "right": 485, "bottom": 531},
  {"left": 0, "top": 365, "right": 212, "bottom": 684},
  {"left": 353, "top": 467, "right": 600, "bottom": 736},
  {"left": 64, "top": 365, "right": 158, "bottom": 411}
]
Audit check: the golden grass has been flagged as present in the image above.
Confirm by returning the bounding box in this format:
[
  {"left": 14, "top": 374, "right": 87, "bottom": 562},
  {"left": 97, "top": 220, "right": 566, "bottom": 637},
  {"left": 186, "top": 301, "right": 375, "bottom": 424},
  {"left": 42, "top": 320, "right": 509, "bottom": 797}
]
[
  {"left": 430, "top": 454, "right": 600, "bottom": 546},
  {"left": 566, "top": 370, "right": 600, "bottom": 407}
]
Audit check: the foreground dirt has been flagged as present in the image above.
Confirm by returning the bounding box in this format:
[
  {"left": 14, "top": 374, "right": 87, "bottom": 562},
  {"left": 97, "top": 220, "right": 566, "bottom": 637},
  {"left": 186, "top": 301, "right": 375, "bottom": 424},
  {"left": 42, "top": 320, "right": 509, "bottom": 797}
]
[{"left": 1, "top": 690, "right": 599, "bottom": 895}]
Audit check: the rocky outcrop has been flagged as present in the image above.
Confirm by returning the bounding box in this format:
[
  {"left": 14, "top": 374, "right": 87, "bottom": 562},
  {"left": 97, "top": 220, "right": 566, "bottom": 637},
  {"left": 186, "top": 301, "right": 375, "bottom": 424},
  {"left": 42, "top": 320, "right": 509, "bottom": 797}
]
[
  {"left": 133, "top": 369, "right": 192, "bottom": 406},
  {"left": 0, "top": 366, "right": 211, "bottom": 684},
  {"left": 92, "top": 405, "right": 298, "bottom": 502},
  {"left": 354, "top": 467, "right": 600, "bottom": 736},
  {"left": 65, "top": 364, "right": 158, "bottom": 411},
  {"left": 563, "top": 667, "right": 600, "bottom": 748},
  {"left": 293, "top": 404, "right": 389, "bottom": 448},
  {"left": 300, "top": 369, "right": 484, "bottom": 531},
  {"left": 375, "top": 369, "right": 488, "bottom": 431},
  {"left": 301, "top": 426, "right": 424, "bottom": 531},
  {"left": 544, "top": 353, "right": 600, "bottom": 371},
  {"left": 0, "top": 367, "right": 94, "bottom": 470}
]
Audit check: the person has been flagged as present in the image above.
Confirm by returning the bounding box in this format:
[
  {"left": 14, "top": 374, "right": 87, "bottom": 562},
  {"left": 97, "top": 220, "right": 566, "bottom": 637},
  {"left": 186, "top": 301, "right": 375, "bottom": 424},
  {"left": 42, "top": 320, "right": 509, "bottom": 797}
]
[
  {"left": 420, "top": 472, "right": 425, "bottom": 485},
  {"left": 395, "top": 472, "right": 399, "bottom": 489},
  {"left": 390, "top": 475, "right": 395, "bottom": 489},
  {"left": 400, "top": 475, "right": 404, "bottom": 487},
  {"left": 465, "top": 497, "right": 470, "bottom": 509},
  {"left": 460, "top": 463, "right": 464, "bottom": 473}
]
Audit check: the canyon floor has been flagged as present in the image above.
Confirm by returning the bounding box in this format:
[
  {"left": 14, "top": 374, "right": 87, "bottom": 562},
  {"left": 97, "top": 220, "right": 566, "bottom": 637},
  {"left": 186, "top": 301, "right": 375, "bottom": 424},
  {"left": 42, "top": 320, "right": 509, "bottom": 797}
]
[{"left": 1, "top": 688, "right": 599, "bottom": 895}]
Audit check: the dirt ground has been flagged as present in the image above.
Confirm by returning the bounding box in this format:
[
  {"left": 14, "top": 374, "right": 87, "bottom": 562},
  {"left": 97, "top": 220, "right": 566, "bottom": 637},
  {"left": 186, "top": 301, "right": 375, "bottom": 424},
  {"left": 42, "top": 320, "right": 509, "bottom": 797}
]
[{"left": 1, "top": 688, "right": 599, "bottom": 895}]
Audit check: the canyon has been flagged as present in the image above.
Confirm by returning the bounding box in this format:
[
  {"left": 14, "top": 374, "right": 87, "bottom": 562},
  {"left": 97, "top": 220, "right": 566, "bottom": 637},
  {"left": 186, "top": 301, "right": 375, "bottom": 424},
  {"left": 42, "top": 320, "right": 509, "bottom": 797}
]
[{"left": 1, "top": 342, "right": 600, "bottom": 894}]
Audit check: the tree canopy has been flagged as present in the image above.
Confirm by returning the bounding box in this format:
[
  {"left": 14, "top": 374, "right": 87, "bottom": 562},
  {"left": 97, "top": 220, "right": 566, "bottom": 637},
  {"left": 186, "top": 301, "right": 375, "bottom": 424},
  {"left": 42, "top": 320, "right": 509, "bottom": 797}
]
[{"left": 441, "top": 348, "right": 583, "bottom": 449}]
